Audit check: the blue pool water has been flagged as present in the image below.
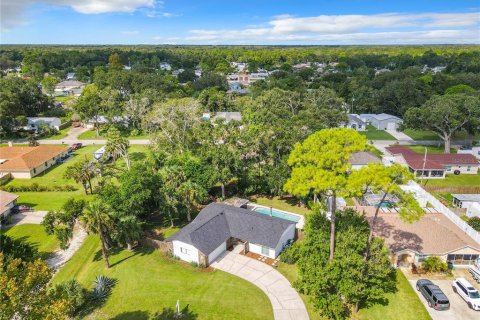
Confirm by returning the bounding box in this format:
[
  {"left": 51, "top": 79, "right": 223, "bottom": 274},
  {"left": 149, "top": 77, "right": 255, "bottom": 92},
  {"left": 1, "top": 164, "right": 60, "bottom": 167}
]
[{"left": 253, "top": 207, "right": 301, "bottom": 222}]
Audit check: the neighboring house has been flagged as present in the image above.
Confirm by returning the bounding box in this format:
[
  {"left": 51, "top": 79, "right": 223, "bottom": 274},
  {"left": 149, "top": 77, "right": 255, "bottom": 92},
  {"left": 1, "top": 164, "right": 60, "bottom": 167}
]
[
  {"left": 86, "top": 115, "right": 129, "bottom": 128},
  {"left": 231, "top": 62, "right": 247, "bottom": 71},
  {"left": 227, "top": 82, "right": 249, "bottom": 95},
  {"left": 458, "top": 146, "right": 480, "bottom": 160},
  {"left": 26, "top": 117, "right": 61, "bottom": 132},
  {"left": 293, "top": 63, "right": 311, "bottom": 70},
  {"left": 159, "top": 62, "right": 172, "bottom": 71},
  {"left": 172, "top": 69, "right": 184, "bottom": 76},
  {"left": 212, "top": 112, "right": 242, "bottom": 123},
  {"left": 167, "top": 203, "right": 296, "bottom": 266},
  {"left": 54, "top": 80, "right": 85, "bottom": 96},
  {"left": 385, "top": 146, "right": 479, "bottom": 179},
  {"left": 349, "top": 151, "right": 381, "bottom": 170},
  {"left": 249, "top": 72, "right": 268, "bottom": 83},
  {"left": 0, "top": 190, "right": 19, "bottom": 220},
  {"left": 66, "top": 72, "right": 75, "bottom": 80},
  {"left": 452, "top": 194, "right": 480, "bottom": 218},
  {"left": 374, "top": 68, "right": 390, "bottom": 76},
  {"left": 341, "top": 114, "right": 367, "bottom": 131},
  {"left": 359, "top": 113, "right": 403, "bottom": 130},
  {"left": 366, "top": 210, "right": 480, "bottom": 267},
  {"left": 237, "top": 70, "right": 249, "bottom": 85},
  {"left": 0, "top": 145, "right": 68, "bottom": 178}
]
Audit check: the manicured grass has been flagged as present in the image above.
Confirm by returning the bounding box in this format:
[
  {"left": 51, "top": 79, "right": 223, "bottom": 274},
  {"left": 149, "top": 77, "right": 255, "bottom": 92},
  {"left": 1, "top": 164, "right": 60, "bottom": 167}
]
[
  {"left": 78, "top": 129, "right": 149, "bottom": 140},
  {"left": 248, "top": 196, "right": 311, "bottom": 216},
  {"left": 423, "top": 173, "right": 480, "bottom": 187},
  {"left": 403, "top": 129, "right": 480, "bottom": 141},
  {"left": 53, "top": 236, "right": 273, "bottom": 320},
  {"left": 54, "top": 96, "right": 74, "bottom": 102},
  {"left": 406, "top": 145, "right": 456, "bottom": 154},
  {"left": 2, "top": 224, "right": 59, "bottom": 259},
  {"left": 43, "top": 125, "right": 71, "bottom": 140},
  {"left": 16, "top": 191, "right": 91, "bottom": 211},
  {"left": 360, "top": 125, "right": 396, "bottom": 141},
  {"left": 358, "top": 271, "right": 431, "bottom": 320},
  {"left": 277, "top": 263, "right": 430, "bottom": 320}
]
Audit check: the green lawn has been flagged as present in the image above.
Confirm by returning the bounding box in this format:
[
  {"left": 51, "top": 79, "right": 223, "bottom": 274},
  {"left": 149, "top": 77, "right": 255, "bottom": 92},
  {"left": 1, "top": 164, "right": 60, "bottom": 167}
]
[
  {"left": 277, "top": 263, "right": 430, "bottom": 320},
  {"left": 358, "top": 271, "right": 431, "bottom": 320},
  {"left": 423, "top": 173, "right": 480, "bottom": 187},
  {"left": 53, "top": 236, "right": 273, "bottom": 320},
  {"left": 2, "top": 224, "right": 59, "bottom": 259},
  {"left": 406, "top": 145, "right": 456, "bottom": 154},
  {"left": 78, "top": 129, "right": 149, "bottom": 140},
  {"left": 16, "top": 191, "right": 91, "bottom": 211},
  {"left": 248, "top": 196, "right": 311, "bottom": 216},
  {"left": 360, "top": 125, "right": 396, "bottom": 141},
  {"left": 403, "top": 129, "right": 480, "bottom": 141},
  {"left": 43, "top": 125, "right": 71, "bottom": 140},
  {"left": 54, "top": 95, "right": 74, "bottom": 102}
]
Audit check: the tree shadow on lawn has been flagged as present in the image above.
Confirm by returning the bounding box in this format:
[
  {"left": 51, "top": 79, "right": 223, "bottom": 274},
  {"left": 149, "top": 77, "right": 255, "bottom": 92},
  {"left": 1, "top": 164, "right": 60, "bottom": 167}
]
[
  {"left": 129, "top": 152, "right": 146, "bottom": 162},
  {"left": 358, "top": 268, "right": 399, "bottom": 309},
  {"left": 109, "top": 310, "right": 150, "bottom": 320},
  {"left": 93, "top": 245, "right": 155, "bottom": 267},
  {"left": 109, "top": 306, "right": 197, "bottom": 320}
]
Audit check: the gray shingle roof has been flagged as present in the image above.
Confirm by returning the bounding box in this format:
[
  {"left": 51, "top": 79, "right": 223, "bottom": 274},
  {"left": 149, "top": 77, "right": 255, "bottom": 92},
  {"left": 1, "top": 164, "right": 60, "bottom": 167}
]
[{"left": 167, "top": 203, "right": 295, "bottom": 255}]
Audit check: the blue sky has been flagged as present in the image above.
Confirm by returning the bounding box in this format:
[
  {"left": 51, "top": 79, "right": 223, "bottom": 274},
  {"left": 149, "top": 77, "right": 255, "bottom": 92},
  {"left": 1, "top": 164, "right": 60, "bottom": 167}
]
[{"left": 1, "top": 0, "right": 479, "bottom": 44}]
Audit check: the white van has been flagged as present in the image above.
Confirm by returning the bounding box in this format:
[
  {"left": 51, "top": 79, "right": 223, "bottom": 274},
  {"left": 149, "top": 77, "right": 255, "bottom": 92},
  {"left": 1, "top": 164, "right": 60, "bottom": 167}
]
[{"left": 452, "top": 278, "right": 480, "bottom": 310}]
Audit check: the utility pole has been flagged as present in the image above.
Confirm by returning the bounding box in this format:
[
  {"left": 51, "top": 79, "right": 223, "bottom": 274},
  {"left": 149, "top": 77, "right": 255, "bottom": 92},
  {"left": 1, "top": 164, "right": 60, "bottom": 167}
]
[{"left": 421, "top": 147, "right": 428, "bottom": 184}]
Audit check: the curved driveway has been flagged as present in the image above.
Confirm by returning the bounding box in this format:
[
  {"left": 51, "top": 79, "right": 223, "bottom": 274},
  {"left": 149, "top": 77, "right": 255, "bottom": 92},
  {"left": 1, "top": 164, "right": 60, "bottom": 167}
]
[{"left": 211, "top": 250, "right": 309, "bottom": 320}]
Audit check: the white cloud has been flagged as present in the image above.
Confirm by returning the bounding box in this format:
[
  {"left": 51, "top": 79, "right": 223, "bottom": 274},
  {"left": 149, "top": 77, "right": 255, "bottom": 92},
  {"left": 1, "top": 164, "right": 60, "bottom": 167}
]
[
  {"left": 1, "top": 0, "right": 159, "bottom": 31},
  {"left": 184, "top": 11, "right": 480, "bottom": 44}
]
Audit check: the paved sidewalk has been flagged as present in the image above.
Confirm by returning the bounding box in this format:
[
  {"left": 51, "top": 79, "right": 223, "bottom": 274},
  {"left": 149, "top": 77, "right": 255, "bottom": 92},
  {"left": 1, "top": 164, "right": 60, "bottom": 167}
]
[
  {"left": 386, "top": 130, "right": 414, "bottom": 141},
  {"left": 211, "top": 249, "right": 309, "bottom": 320}
]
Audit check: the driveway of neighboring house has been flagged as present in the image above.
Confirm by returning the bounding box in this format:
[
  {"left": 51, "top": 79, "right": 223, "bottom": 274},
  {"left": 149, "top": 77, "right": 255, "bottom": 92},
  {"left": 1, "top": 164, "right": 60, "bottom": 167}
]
[
  {"left": 6, "top": 211, "right": 48, "bottom": 225},
  {"left": 386, "top": 129, "right": 414, "bottom": 141},
  {"left": 409, "top": 279, "right": 479, "bottom": 320},
  {"left": 211, "top": 247, "right": 309, "bottom": 320}
]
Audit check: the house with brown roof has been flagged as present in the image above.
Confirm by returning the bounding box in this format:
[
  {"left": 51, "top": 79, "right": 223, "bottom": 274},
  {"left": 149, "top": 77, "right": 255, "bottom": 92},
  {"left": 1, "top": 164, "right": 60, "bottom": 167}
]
[
  {"left": 0, "top": 145, "right": 68, "bottom": 178},
  {"left": 364, "top": 209, "right": 480, "bottom": 267},
  {"left": 385, "top": 146, "right": 479, "bottom": 179},
  {"left": 0, "top": 190, "right": 19, "bottom": 220}
]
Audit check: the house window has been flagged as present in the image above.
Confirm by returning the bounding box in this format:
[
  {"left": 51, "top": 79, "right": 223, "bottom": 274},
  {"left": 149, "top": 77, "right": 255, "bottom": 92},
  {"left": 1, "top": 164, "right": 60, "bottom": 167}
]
[
  {"left": 261, "top": 246, "right": 269, "bottom": 256},
  {"left": 45, "top": 161, "right": 48, "bottom": 167},
  {"left": 417, "top": 254, "right": 427, "bottom": 263},
  {"left": 180, "top": 247, "right": 189, "bottom": 254},
  {"left": 33, "top": 168, "right": 36, "bottom": 174},
  {"left": 447, "top": 254, "right": 479, "bottom": 265},
  {"left": 446, "top": 166, "right": 452, "bottom": 171},
  {"left": 467, "top": 166, "right": 471, "bottom": 171}
]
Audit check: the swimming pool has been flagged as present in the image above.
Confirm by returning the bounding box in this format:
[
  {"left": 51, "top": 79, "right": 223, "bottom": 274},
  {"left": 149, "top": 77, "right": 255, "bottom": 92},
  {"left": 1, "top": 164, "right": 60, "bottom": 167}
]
[{"left": 252, "top": 207, "right": 301, "bottom": 223}]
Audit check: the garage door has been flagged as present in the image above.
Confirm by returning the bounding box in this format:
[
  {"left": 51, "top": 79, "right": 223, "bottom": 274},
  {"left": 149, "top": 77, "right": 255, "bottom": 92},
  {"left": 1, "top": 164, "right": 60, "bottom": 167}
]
[{"left": 387, "top": 122, "right": 397, "bottom": 130}]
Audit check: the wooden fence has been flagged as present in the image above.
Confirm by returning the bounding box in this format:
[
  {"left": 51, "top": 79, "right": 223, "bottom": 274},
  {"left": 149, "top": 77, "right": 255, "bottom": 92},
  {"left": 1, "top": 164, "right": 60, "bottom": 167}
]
[{"left": 140, "top": 237, "right": 173, "bottom": 253}]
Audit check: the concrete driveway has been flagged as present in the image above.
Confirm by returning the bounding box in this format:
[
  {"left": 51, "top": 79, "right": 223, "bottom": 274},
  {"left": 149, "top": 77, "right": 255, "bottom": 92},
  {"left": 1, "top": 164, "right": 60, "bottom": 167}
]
[
  {"left": 5, "top": 211, "right": 48, "bottom": 226},
  {"left": 211, "top": 249, "right": 309, "bottom": 320},
  {"left": 409, "top": 279, "right": 479, "bottom": 320}
]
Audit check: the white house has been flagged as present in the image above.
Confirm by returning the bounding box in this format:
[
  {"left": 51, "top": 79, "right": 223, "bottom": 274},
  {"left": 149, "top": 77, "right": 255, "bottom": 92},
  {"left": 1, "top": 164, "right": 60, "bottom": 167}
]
[
  {"left": 159, "top": 62, "right": 172, "bottom": 71},
  {"left": 341, "top": 114, "right": 367, "bottom": 131},
  {"left": 452, "top": 194, "right": 480, "bottom": 218},
  {"left": 66, "top": 72, "right": 76, "bottom": 80},
  {"left": 26, "top": 117, "right": 61, "bottom": 132},
  {"left": 359, "top": 113, "right": 403, "bottom": 130},
  {"left": 54, "top": 80, "right": 85, "bottom": 96},
  {"left": 167, "top": 203, "right": 296, "bottom": 266}
]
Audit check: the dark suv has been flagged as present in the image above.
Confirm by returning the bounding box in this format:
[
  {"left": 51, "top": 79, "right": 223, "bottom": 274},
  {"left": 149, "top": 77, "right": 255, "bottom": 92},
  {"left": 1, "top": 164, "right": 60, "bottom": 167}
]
[{"left": 416, "top": 279, "right": 450, "bottom": 310}]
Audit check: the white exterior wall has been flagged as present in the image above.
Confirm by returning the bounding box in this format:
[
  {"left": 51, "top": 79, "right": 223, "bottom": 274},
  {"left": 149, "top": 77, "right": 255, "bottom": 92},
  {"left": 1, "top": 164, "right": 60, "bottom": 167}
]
[
  {"left": 9, "top": 171, "right": 33, "bottom": 179},
  {"left": 445, "top": 164, "right": 479, "bottom": 175},
  {"left": 467, "top": 203, "right": 480, "bottom": 218},
  {"left": 208, "top": 241, "right": 226, "bottom": 264},
  {"left": 274, "top": 224, "right": 296, "bottom": 257},
  {"left": 458, "top": 147, "right": 480, "bottom": 160},
  {"left": 172, "top": 240, "right": 200, "bottom": 264},
  {"left": 249, "top": 243, "right": 275, "bottom": 259}
]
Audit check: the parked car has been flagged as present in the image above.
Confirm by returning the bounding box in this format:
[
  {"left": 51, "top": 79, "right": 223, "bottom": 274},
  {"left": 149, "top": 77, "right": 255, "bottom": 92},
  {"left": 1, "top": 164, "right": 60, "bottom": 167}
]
[
  {"left": 13, "top": 205, "right": 31, "bottom": 213},
  {"left": 452, "top": 278, "right": 480, "bottom": 310},
  {"left": 416, "top": 279, "right": 450, "bottom": 310},
  {"left": 70, "top": 143, "right": 82, "bottom": 151},
  {"left": 73, "top": 122, "right": 82, "bottom": 128}
]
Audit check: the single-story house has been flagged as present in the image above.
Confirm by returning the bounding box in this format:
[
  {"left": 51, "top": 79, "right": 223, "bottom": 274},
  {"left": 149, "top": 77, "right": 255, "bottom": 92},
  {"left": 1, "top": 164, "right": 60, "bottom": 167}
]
[
  {"left": 349, "top": 151, "right": 382, "bottom": 170},
  {"left": 452, "top": 194, "right": 480, "bottom": 218},
  {"left": 0, "top": 190, "right": 19, "bottom": 220},
  {"left": 202, "top": 112, "right": 242, "bottom": 123},
  {"left": 26, "top": 117, "right": 61, "bottom": 132},
  {"left": 0, "top": 145, "right": 68, "bottom": 178},
  {"left": 54, "top": 80, "right": 85, "bottom": 96},
  {"left": 159, "top": 62, "right": 171, "bottom": 71},
  {"left": 167, "top": 203, "right": 296, "bottom": 266},
  {"left": 66, "top": 72, "right": 75, "bottom": 80},
  {"left": 366, "top": 209, "right": 480, "bottom": 266},
  {"left": 359, "top": 113, "right": 403, "bottom": 130},
  {"left": 86, "top": 115, "right": 129, "bottom": 128},
  {"left": 341, "top": 114, "right": 367, "bottom": 131},
  {"left": 385, "top": 146, "right": 479, "bottom": 179}
]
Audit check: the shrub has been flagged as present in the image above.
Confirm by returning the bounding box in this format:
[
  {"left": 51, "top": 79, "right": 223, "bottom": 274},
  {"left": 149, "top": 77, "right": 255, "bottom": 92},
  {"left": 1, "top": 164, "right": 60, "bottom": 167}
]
[
  {"left": 279, "top": 242, "right": 302, "bottom": 264},
  {"left": 467, "top": 217, "right": 480, "bottom": 231},
  {"left": 130, "top": 128, "right": 140, "bottom": 136},
  {"left": 422, "top": 256, "right": 448, "bottom": 273},
  {"left": 1, "top": 184, "right": 77, "bottom": 192}
]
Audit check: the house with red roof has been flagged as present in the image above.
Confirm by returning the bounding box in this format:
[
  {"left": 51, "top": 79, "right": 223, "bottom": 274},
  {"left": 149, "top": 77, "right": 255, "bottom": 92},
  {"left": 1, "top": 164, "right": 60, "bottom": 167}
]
[{"left": 385, "top": 146, "right": 479, "bottom": 179}]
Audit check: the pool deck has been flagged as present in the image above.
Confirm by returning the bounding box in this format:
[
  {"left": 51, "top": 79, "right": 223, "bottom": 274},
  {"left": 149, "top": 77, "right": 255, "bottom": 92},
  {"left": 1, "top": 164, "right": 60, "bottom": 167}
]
[{"left": 250, "top": 205, "right": 305, "bottom": 229}]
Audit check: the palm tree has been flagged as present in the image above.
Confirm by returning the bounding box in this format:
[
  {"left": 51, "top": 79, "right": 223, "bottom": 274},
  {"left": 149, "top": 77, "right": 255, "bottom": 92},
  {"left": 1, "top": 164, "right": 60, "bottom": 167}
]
[
  {"left": 117, "top": 215, "right": 143, "bottom": 250},
  {"left": 81, "top": 200, "right": 115, "bottom": 268},
  {"left": 64, "top": 158, "right": 94, "bottom": 194},
  {"left": 179, "top": 181, "right": 205, "bottom": 222},
  {"left": 105, "top": 127, "right": 131, "bottom": 170}
]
